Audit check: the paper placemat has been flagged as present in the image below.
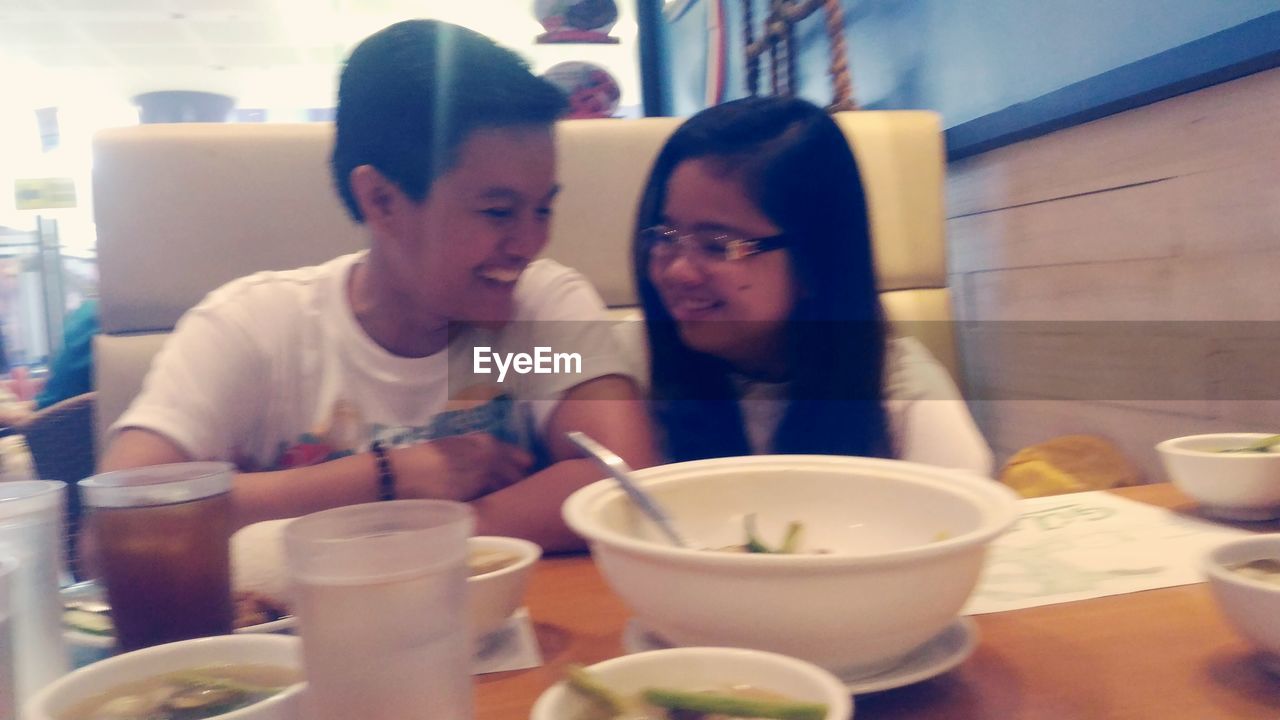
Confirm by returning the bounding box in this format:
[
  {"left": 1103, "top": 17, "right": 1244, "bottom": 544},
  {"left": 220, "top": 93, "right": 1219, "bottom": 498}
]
[
  {"left": 473, "top": 607, "right": 543, "bottom": 675},
  {"left": 964, "top": 491, "right": 1251, "bottom": 615}
]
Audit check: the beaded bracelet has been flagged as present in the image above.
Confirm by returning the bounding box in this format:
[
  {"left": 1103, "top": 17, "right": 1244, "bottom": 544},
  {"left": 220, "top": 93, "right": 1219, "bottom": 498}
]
[{"left": 370, "top": 439, "right": 396, "bottom": 501}]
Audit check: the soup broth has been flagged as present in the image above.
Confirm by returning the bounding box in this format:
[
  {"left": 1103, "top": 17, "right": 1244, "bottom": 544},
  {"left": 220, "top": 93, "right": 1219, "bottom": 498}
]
[
  {"left": 60, "top": 663, "right": 299, "bottom": 720},
  {"left": 468, "top": 549, "right": 520, "bottom": 577},
  {"left": 566, "top": 666, "right": 826, "bottom": 720},
  {"left": 1231, "top": 558, "right": 1280, "bottom": 586},
  {"left": 576, "top": 685, "right": 817, "bottom": 720}
]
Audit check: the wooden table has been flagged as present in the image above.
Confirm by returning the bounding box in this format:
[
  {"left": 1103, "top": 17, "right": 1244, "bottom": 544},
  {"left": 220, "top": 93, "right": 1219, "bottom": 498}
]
[{"left": 476, "top": 484, "right": 1280, "bottom": 719}]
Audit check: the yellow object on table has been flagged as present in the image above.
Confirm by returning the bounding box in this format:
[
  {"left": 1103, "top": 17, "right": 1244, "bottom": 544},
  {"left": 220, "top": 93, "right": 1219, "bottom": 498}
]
[{"left": 1000, "top": 435, "right": 1141, "bottom": 498}]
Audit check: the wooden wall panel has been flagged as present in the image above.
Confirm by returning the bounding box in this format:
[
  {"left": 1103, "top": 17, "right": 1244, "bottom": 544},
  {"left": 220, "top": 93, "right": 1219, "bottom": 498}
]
[
  {"left": 947, "top": 67, "right": 1280, "bottom": 216},
  {"left": 956, "top": 258, "right": 1179, "bottom": 322},
  {"left": 948, "top": 179, "right": 1182, "bottom": 275},
  {"left": 1168, "top": 163, "right": 1280, "bottom": 258},
  {"left": 947, "top": 66, "right": 1280, "bottom": 481}
]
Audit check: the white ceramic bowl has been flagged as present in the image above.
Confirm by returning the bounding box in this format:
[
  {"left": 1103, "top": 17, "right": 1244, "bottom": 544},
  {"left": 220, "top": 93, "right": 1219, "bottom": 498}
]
[
  {"left": 531, "top": 646, "right": 852, "bottom": 720},
  {"left": 468, "top": 535, "right": 541, "bottom": 639},
  {"left": 1157, "top": 433, "right": 1280, "bottom": 520},
  {"left": 67, "top": 533, "right": 541, "bottom": 665},
  {"left": 26, "top": 634, "right": 304, "bottom": 720},
  {"left": 563, "top": 455, "right": 1017, "bottom": 678},
  {"left": 1205, "top": 534, "right": 1280, "bottom": 668}
]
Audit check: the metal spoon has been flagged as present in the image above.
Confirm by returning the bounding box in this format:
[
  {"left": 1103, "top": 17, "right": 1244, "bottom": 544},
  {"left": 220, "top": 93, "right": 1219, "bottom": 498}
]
[{"left": 566, "top": 431, "right": 690, "bottom": 548}]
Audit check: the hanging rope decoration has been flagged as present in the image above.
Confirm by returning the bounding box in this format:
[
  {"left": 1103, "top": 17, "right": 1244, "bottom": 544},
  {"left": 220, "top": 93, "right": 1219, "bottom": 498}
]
[{"left": 740, "top": 0, "right": 858, "bottom": 111}]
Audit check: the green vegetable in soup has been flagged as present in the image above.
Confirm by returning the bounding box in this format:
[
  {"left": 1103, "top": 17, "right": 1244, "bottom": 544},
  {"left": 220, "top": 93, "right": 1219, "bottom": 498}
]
[
  {"left": 1217, "top": 434, "right": 1280, "bottom": 453},
  {"left": 777, "top": 522, "right": 803, "bottom": 554},
  {"left": 743, "top": 514, "right": 772, "bottom": 554},
  {"left": 59, "top": 664, "right": 297, "bottom": 720},
  {"left": 643, "top": 688, "right": 828, "bottom": 720},
  {"left": 742, "top": 515, "right": 805, "bottom": 554},
  {"left": 165, "top": 671, "right": 291, "bottom": 698},
  {"left": 567, "top": 664, "right": 629, "bottom": 717},
  {"left": 163, "top": 684, "right": 244, "bottom": 715},
  {"left": 564, "top": 666, "right": 828, "bottom": 720}
]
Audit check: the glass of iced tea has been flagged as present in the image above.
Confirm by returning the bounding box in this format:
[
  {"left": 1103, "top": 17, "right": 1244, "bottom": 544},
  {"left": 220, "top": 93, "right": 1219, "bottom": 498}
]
[
  {"left": 79, "top": 462, "right": 234, "bottom": 651},
  {"left": 284, "top": 500, "right": 476, "bottom": 720}
]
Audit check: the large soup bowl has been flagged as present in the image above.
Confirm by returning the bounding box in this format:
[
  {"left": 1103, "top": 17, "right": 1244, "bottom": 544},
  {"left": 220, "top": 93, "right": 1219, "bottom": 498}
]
[
  {"left": 25, "top": 634, "right": 303, "bottom": 720},
  {"left": 563, "top": 455, "right": 1017, "bottom": 678}
]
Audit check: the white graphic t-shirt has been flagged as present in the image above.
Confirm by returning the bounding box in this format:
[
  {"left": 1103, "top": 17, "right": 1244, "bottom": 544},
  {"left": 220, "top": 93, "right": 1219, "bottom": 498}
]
[
  {"left": 736, "top": 337, "right": 994, "bottom": 476},
  {"left": 114, "top": 252, "right": 634, "bottom": 471}
]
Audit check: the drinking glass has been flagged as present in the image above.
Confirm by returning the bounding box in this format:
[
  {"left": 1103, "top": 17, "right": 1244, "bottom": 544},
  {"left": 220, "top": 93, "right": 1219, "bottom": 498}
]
[
  {"left": 0, "top": 480, "right": 68, "bottom": 705},
  {"left": 0, "top": 554, "right": 18, "bottom": 719},
  {"left": 284, "top": 500, "right": 475, "bottom": 720},
  {"left": 79, "top": 462, "right": 234, "bottom": 651}
]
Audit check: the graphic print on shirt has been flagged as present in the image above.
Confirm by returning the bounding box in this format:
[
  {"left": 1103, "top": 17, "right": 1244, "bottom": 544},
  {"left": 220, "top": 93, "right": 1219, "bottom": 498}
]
[{"left": 268, "top": 386, "right": 525, "bottom": 471}]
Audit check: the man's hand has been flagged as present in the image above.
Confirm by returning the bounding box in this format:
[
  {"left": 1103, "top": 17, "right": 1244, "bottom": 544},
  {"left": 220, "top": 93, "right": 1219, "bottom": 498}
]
[{"left": 390, "top": 433, "right": 534, "bottom": 503}]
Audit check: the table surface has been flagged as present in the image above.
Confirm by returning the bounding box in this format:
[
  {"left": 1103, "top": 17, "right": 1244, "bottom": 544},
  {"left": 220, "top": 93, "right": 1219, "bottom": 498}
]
[{"left": 475, "top": 483, "right": 1280, "bottom": 720}]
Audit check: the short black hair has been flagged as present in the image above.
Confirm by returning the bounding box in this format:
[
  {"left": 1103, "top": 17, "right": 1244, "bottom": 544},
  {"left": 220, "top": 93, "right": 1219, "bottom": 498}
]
[{"left": 331, "top": 20, "right": 567, "bottom": 222}]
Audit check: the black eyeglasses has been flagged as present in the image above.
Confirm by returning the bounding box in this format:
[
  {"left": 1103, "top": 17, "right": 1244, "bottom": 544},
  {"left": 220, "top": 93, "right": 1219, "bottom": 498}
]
[{"left": 641, "top": 224, "right": 789, "bottom": 268}]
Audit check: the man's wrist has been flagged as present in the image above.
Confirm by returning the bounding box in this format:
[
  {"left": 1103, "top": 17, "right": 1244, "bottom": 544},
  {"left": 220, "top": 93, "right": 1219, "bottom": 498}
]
[
  {"left": 380, "top": 441, "right": 465, "bottom": 501},
  {"left": 370, "top": 440, "right": 396, "bottom": 501}
]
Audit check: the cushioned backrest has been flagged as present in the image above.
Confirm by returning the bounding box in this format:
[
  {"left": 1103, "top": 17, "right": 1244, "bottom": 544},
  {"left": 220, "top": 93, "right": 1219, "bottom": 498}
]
[
  {"left": 94, "top": 333, "right": 169, "bottom": 444},
  {"left": 93, "top": 112, "right": 945, "bottom": 332},
  {"left": 92, "top": 120, "right": 675, "bottom": 333},
  {"left": 92, "top": 112, "right": 952, "bottom": 441},
  {"left": 94, "top": 124, "right": 361, "bottom": 334},
  {"left": 547, "top": 118, "right": 682, "bottom": 307},
  {"left": 834, "top": 111, "right": 946, "bottom": 292}
]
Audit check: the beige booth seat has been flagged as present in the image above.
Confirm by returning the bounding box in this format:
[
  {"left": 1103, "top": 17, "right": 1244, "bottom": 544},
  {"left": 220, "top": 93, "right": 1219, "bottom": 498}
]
[{"left": 92, "top": 111, "right": 953, "bottom": 446}]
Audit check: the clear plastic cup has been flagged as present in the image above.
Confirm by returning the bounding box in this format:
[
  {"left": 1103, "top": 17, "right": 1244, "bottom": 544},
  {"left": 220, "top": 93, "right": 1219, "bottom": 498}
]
[
  {"left": 79, "top": 462, "right": 235, "bottom": 651},
  {"left": 0, "top": 554, "right": 19, "bottom": 719},
  {"left": 0, "top": 481, "right": 68, "bottom": 707},
  {"left": 284, "top": 500, "right": 476, "bottom": 720}
]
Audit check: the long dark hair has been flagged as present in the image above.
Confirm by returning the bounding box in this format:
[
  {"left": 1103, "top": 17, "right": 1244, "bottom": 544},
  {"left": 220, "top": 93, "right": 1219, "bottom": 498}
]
[{"left": 633, "top": 96, "right": 893, "bottom": 461}]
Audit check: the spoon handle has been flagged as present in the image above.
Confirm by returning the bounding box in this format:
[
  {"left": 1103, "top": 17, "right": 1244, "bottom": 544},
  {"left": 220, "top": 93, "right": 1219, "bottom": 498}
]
[{"left": 566, "top": 432, "right": 689, "bottom": 548}]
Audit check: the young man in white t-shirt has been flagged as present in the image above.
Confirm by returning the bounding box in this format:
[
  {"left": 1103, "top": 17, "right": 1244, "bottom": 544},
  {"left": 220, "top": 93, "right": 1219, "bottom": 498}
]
[{"left": 102, "top": 20, "right": 658, "bottom": 552}]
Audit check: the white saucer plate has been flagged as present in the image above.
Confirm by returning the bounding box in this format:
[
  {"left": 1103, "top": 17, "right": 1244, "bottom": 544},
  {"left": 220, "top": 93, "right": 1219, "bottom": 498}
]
[
  {"left": 622, "top": 616, "right": 979, "bottom": 695},
  {"left": 62, "top": 581, "right": 296, "bottom": 669}
]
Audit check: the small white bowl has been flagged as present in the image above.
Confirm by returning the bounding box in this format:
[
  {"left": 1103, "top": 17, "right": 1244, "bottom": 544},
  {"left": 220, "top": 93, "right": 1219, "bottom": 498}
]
[
  {"left": 564, "top": 455, "right": 1016, "bottom": 678},
  {"left": 531, "top": 647, "right": 853, "bottom": 720},
  {"left": 26, "top": 634, "right": 304, "bottom": 720},
  {"left": 467, "top": 535, "right": 541, "bottom": 639},
  {"left": 1157, "top": 433, "right": 1280, "bottom": 520},
  {"left": 67, "top": 532, "right": 542, "bottom": 666},
  {"left": 1205, "top": 534, "right": 1280, "bottom": 670}
]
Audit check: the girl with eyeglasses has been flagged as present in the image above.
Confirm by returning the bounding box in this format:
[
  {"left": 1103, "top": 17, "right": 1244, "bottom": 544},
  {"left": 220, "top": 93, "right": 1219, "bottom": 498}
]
[{"left": 632, "top": 96, "right": 991, "bottom": 474}]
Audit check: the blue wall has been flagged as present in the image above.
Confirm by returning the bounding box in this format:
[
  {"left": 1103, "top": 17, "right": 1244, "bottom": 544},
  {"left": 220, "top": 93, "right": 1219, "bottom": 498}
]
[{"left": 667, "top": 0, "right": 1280, "bottom": 154}]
